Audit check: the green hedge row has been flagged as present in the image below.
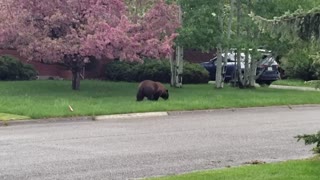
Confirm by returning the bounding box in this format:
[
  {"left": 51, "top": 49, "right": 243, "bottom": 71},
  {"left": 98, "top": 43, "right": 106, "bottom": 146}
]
[
  {"left": 105, "top": 59, "right": 209, "bottom": 84},
  {"left": 0, "top": 55, "right": 38, "bottom": 81}
]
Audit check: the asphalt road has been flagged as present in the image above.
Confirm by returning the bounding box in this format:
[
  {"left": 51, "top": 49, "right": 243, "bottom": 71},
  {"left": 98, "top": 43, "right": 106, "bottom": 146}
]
[{"left": 1, "top": 105, "right": 320, "bottom": 180}]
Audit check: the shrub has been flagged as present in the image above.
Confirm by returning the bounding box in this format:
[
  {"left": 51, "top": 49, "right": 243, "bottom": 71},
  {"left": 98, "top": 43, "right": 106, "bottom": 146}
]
[
  {"left": 282, "top": 48, "right": 319, "bottom": 80},
  {"left": 135, "top": 59, "right": 172, "bottom": 83},
  {"left": 295, "top": 131, "right": 320, "bottom": 154},
  {"left": 104, "top": 60, "right": 138, "bottom": 82},
  {"left": 105, "top": 59, "right": 209, "bottom": 84},
  {"left": 0, "top": 55, "right": 38, "bottom": 81},
  {"left": 183, "top": 62, "right": 209, "bottom": 84}
]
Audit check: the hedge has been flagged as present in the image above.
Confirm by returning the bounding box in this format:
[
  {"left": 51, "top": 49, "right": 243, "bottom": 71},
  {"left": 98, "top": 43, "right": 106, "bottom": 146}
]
[
  {"left": 105, "top": 59, "right": 209, "bottom": 84},
  {"left": 0, "top": 55, "right": 38, "bottom": 81}
]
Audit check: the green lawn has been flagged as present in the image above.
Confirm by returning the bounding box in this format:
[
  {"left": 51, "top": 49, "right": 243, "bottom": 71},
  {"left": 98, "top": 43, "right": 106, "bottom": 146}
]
[
  {"left": 148, "top": 157, "right": 320, "bottom": 180},
  {"left": 1, "top": 80, "right": 320, "bottom": 119}
]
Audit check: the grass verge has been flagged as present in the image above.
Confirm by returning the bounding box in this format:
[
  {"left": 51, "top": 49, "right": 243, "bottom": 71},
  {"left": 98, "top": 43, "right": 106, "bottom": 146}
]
[
  {"left": 1, "top": 80, "right": 320, "bottom": 119},
  {"left": 147, "top": 157, "right": 320, "bottom": 180}
]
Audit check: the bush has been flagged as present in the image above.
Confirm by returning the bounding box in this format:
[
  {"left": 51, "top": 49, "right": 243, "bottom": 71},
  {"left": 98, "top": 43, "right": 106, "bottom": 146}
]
[
  {"left": 105, "top": 59, "right": 209, "bottom": 84},
  {"left": 0, "top": 55, "right": 38, "bottom": 81},
  {"left": 295, "top": 131, "right": 320, "bottom": 154},
  {"left": 282, "top": 48, "right": 319, "bottom": 80},
  {"left": 104, "top": 60, "right": 138, "bottom": 82},
  {"left": 183, "top": 62, "right": 210, "bottom": 84}
]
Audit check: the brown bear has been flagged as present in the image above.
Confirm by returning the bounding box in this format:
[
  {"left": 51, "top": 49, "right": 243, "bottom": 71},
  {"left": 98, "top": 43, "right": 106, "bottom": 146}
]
[{"left": 136, "top": 80, "right": 169, "bottom": 101}]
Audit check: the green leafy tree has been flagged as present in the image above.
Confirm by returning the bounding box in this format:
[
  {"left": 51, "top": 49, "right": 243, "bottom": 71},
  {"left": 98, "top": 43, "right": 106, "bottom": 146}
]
[
  {"left": 251, "top": 4, "right": 320, "bottom": 79},
  {"left": 177, "top": 0, "right": 231, "bottom": 88},
  {"left": 251, "top": 0, "right": 320, "bottom": 55},
  {"left": 177, "top": 0, "right": 224, "bottom": 50}
]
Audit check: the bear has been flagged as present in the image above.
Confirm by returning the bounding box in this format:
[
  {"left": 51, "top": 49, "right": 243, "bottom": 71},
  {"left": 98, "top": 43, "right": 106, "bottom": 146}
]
[{"left": 136, "top": 80, "right": 169, "bottom": 101}]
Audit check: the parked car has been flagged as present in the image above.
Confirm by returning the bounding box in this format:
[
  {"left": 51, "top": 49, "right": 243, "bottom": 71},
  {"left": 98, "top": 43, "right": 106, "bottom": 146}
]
[{"left": 200, "top": 50, "right": 280, "bottom": 86}]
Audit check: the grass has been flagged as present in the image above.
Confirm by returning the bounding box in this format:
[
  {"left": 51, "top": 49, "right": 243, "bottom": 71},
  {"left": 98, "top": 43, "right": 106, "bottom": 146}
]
[
  {"left": 273, "top": 79, "right": 319, "bottom": 88},
  {"left": 148, "top": 157, "right": 320, "bottom": 180},
  {"left": 1, "top": 80, "right": 320, "bottom": 119}
]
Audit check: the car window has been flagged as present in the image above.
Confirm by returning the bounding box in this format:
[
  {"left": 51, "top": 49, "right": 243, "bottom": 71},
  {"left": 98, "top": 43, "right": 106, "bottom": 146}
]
[
  {"left": 259, "top": 56, "right": 278, "bottom": 66},
  {"left": 209, "top": 58, "right": 216, "bottom": 62},
  {"left": 212, "top": 59, "right": 236, "bottom": 66}
]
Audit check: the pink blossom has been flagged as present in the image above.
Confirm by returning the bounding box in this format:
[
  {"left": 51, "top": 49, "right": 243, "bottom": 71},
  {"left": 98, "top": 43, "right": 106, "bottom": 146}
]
[{"left": 0, "top": 0, "right": 180, "bottom": 63}]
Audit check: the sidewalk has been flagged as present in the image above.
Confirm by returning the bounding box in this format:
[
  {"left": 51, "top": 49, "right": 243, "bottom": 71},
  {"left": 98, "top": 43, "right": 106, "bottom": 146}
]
[{"left": 270, "top": 85, "right": 320, "bottom": 91}]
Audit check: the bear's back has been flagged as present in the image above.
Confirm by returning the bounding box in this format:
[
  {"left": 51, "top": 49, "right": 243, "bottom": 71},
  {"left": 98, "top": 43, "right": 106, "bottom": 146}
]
[{"left": 138, "top": 80, "right": 157, "bottom": 89}]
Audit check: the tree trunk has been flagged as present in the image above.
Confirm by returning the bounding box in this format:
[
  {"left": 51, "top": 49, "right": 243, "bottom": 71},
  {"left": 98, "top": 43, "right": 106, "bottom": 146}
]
[
  {"left": 244, "top": 48, "right": 250, "bottom": 87},
  {"left": 170, "top": 54, "right": 176, "bottom": 87},
  {"left": 175, "top": 45, "right": 183, "bottom": 88},
  {"left": 236, "top": 50, "right": 244, "bottom": 88},
  {"left": 249, "top": 54, "right": 257, "bottom": 87},
  {"left": 246, "top": 0, "right": 256, "bottom": 88},
  {"left": 72, "top": 68, "right": 81, "bottom": 90},
  {"left": 170, "top": 5, "right": 184, "bottom": 88},
  {"left": 221, "top": 49, "right": 228, "bottom": 87},
  {"left": 170, "top": 46, "right": 184, "bottom": 88},
  {"left": 215, "top": 44, "right": 223, "bottom": 88},
  {"left": 63, "top": 54, "right": 85, "bottom": 91},
  {"left": 235, "top": 0, "right": 245, "bottom": 88},
  {"left": 222, "top": 0, "right": 234, "bottom": 86}
]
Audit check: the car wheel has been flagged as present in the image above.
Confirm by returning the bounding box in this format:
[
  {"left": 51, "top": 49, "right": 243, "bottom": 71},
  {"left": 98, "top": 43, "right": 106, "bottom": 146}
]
[
  {"left": 257, "top": 81, "right": 272, "bottom": 87},
  {"left": 265, "top": 81, "right": 273, "bottom": 86}
]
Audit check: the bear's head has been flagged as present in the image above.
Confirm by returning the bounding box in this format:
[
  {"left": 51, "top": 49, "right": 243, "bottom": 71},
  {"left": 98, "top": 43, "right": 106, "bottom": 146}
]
[{"left": 161, "top": 89, "right": 169, "bottom": 100}]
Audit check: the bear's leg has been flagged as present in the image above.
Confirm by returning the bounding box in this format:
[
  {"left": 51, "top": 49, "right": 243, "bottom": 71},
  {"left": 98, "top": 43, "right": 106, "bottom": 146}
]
[
  {"left": 146, "top": 94, "right": 154, "bottom": 100},
  {"left": 141, "top": 87, "right": 155, "bottom": 100},
  {"left": 136, "top": 90, "right": 145, "bottom": 101},
  {"left": 153, "top": 92, "right": 160, "bottom": 101}
]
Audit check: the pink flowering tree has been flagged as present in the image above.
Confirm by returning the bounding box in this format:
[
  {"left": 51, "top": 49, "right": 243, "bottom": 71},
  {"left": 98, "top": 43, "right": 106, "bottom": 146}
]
[{"left": 0, "top": 0, "right": 179, "bottom": 90}]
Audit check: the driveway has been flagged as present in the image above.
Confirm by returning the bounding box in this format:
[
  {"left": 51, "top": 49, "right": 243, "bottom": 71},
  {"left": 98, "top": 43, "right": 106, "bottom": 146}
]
[
  {"left": 0, "top": 105, "right": 319, "bottom": 180},
  {"left": 270, "top": 85, "right": 320, "bottom": 91}
]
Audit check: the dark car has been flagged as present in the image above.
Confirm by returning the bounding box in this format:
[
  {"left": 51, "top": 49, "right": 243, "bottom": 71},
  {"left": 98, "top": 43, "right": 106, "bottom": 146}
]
[
  {"left": 255, "top": 55, "right": 280, "bottom": 85},
  {"left": 200, "top": 52, "right": 280, "bottom": 86}
]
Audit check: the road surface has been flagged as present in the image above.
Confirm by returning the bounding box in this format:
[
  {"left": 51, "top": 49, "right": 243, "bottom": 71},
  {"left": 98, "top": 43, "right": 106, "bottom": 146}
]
[{"left": 1, "top": 105, "right": 320, "bottom": 180}]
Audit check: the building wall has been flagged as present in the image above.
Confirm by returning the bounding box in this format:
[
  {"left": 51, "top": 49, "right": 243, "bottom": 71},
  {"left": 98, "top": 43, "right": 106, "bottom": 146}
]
[
  {"left": 183, "top": 48, "right": 216, "bottom": 63},
  {"left": 0, "top": 49, "right": 72, "bottom": 79}
]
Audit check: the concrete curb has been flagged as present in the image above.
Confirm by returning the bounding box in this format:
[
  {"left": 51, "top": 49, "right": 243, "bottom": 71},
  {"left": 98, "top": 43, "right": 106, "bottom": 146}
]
[
  {"left": 94, "top": 112, "right": 168, "bottom": 121},
  {"left": 1, "top": 104, "right": 320, "bottom": 127},
  {"left": 168, "top": 104, "right": 320, "bottom": 116},
  {"left": 1, "top": 116, "right": 93, "bottom": 127},
  {"left": 1, "top": 112, "right": 169, "bottom": 126}
]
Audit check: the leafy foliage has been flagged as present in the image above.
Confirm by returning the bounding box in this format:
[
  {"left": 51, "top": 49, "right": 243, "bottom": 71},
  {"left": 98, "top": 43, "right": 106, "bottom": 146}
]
[
  {"left": 252, "top": 0, "right": 320, "bottom": 19},
  {"left": 176, "top": 0, "right": 225, "bottom": 50},
  {"left": 281, "top": 46, "right": 320, "bottom": 80},
  {"left": 0, "top": 0, "right": 179, "bottom": 89},
  {"left": 250, "top": 1, "right": 320, "bottom": 81},
  {"left": 0, "top": 55, "right": 37, "bottom": 80},
  {"left": 251, "top": 5, "right": 320, "bottom": 43},
  {"left": 295, "top": 131, "right": 320, "bottom": 154},
  {"left": 105, "top": 59, "right": 209, "bottom": 84}
]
